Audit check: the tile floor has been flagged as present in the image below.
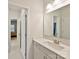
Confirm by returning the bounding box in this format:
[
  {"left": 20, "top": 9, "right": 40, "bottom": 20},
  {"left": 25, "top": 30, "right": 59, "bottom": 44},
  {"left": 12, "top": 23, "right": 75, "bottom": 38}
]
[{"left": 8, "top": 37, "right": 22, "bottom": 59}]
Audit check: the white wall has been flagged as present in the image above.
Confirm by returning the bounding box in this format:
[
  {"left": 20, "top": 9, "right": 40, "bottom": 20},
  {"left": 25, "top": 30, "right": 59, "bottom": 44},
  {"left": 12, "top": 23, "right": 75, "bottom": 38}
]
[
  {"left": 60, "top": 5, "right": 70, "bottom": 39},
  {"left": 9, "top": 0, "right": 44, "bottom": 59},
  {"left": 44, "top": 13, "right": 52, "bottom": 36},
  {"left": 8, "top": 8, "right": 20, "bottom": 19}
]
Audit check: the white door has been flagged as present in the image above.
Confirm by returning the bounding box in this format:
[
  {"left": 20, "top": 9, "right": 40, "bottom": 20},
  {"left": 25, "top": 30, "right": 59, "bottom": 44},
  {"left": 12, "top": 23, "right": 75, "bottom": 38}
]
[{"left": 20, "top": 9, "right": 27, "bottom": 59}]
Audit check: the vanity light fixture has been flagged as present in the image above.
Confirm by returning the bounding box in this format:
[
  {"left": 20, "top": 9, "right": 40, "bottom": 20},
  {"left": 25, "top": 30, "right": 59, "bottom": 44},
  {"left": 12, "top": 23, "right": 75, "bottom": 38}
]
[{"left": 46, "top": 3, "right": 52, "bottom": 10}]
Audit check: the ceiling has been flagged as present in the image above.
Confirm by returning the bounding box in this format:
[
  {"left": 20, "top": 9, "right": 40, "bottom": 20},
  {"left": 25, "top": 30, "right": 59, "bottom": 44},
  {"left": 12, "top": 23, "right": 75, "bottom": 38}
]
[{"left": 9, "top": 3, "right": 22, "bottom": 12}]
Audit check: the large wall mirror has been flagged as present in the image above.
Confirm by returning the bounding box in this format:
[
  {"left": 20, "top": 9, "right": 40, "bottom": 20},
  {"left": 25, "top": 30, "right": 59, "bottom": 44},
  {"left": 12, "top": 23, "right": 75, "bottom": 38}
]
[{"left": 44, "top": 5, "right": 70, "bottom": 40}]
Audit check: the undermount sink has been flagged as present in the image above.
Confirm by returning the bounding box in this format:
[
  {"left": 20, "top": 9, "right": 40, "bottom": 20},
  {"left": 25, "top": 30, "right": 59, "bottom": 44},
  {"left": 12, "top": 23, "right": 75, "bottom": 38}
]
[{"left": 43, "top": 41, "right": 64, "bottom": 50}]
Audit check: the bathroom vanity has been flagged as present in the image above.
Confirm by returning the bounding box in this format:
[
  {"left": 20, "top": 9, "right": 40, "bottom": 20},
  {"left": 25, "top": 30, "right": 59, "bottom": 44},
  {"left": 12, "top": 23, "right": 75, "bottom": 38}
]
[
  {"left": 33, "top": 38, "right": 69, "bottom": 59},
  {"left": 33, "top": 1, "right": 70, "bottom": 59}
]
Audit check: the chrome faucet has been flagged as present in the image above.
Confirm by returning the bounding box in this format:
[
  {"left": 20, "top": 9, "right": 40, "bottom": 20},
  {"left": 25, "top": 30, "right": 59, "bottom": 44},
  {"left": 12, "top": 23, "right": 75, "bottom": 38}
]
[{"left": 53, "top": 39, "right": 61, "bottom": 44}]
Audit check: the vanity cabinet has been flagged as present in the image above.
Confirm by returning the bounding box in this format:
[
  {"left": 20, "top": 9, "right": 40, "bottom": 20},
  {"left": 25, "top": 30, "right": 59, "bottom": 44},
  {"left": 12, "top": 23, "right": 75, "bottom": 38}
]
[
  {"left": 34, "top": 44, "right": 46, "bottom": 59},
  {"left": 34, "top": 47, "right": 52, "bottom": 59},
  {"left": 34, "top": 42, "right": 56, "bottom": 59},
  {"left": 57, "top": 55, "right": 65, "bottom": 59},
  {"left": 34, "top": 41, "right": 65, "bottom": 59},
  {"left": 46, "top": 55, "right": 53, "bottom": 59}
]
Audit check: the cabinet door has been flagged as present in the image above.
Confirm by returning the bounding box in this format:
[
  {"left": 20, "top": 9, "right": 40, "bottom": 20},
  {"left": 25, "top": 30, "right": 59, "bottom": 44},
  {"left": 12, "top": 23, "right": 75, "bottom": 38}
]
[
  {"left": 46, "top": 55, "right": 53, "bottom": 59},
  {"left": 57, "top": 55, "right": 65, "bottom": 59},
  {"left": 46, "top": 55, "right": 56, "bottom": 59},
  {"left": 34, "top": 44, "right": 46, "bottom": 59}
]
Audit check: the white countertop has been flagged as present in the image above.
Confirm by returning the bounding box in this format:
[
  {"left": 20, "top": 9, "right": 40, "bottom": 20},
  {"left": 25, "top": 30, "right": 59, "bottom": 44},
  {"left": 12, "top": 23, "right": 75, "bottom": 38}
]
[{"left": 33, "top": 38, "right": 70, "bottom": 59}]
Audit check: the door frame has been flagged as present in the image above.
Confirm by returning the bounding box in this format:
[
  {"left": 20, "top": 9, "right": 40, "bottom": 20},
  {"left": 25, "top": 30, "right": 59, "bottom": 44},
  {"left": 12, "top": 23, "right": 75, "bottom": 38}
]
[
  {"left": 25, "top": 14, "right": 27, "bottom": 59},
  {"left": 9, "top": 2, "right": 30, "bottom": 59}
]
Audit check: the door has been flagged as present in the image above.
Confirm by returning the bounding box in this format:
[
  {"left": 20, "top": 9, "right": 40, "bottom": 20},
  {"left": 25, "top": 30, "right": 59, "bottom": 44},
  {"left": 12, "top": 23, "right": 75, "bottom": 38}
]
[
  {"left": 20, "top": 9, "right": 27, "bottom": 59},
  {"left": 11, "top": 20, "right": 17, "bottom": 38}
]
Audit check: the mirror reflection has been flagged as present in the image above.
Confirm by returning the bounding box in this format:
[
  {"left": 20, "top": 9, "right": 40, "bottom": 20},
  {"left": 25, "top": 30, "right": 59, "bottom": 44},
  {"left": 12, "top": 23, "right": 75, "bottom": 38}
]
[{"left": 44, "top": 5, "right": 70, "bottom": 40}]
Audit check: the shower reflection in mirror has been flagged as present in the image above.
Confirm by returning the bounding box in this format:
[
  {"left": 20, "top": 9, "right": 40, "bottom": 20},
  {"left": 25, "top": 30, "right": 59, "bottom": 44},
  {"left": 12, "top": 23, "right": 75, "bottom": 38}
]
[{"left": 52, "top": 16, "right": 60, "bottom": 38}]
